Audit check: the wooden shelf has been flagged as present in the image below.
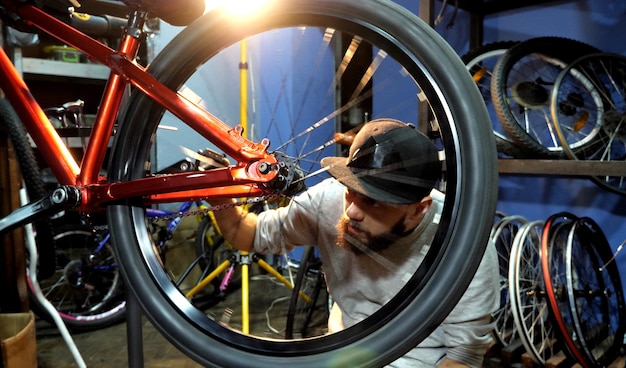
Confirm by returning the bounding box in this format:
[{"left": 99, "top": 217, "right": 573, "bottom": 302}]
[
  {"left": 499, "top": 159, "right": 626, "bottom": 177},
  {"left": 19, "top": 57, "right": 109, "bottom": 81},
  {"left": 28, "top": 127, "right": 114, "bottom": 149},
  {"left": 438, "top": 0, "right": 567, "bottom": 15}
]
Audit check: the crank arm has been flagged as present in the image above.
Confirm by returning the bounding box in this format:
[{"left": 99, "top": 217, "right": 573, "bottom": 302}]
[{"left": 0, "top": 186, "right": 81, "bottom": 236}]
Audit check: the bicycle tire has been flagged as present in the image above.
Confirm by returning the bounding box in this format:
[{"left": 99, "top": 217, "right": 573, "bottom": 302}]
[
  {"left": 489, "top": 215, "right": 527, "bottom": 347},
  {"left": 541, "top": 212, "right": 583, "bottom": 366},
  {"left": 27, "top": 223, "right": 126, "bottom": 332},
  {"left": 0, "top": 98, "right": 56, "bottom": 278},
  {"left": 564, "top": 217, "right": 626, "bottom": 367},
  {"left": 191, "top": 215, "right": 233, "bottom": 305},
  {"left": 551, "top": 52, "right": 626, "bottom": 196},
  {"left": 107, "top": 1, "right": 498, "bottom": 366},
  {"left": 508, "top": 220, "right": 558, "bottom": 364},
  {"left": 285, "top": 246, "right": 328, "bottom": 339},
  {"left": 491, "top": 37, "right": 601, "bottom": 158},
  {"left": 461, "top": 41, "right": 526, "bottom": 158}
]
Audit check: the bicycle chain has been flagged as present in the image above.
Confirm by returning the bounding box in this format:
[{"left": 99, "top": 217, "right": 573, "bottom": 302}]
[
  {"left": 152, "top": 194, "right": 281, "bottom": 222},
  {"left": 91, "top": 194, "right": 280, "bottom": 230}
]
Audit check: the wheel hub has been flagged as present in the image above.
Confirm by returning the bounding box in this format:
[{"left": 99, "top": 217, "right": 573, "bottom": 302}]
[
  {"left": 602, "top": 110, "right": 626, "bottom": 140},
  {"left": 511, "top": 81, "right": 549, "bottom": 109},
  {"left": 63, "top": 259, "right": 86, "bottom": 289}
]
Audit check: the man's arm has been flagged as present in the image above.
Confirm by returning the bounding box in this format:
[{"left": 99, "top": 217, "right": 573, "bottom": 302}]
[
  {"left": 437, "top": 358, "right": 468, "bottom": 368},
  {"left": 210, "top": 199, "right": 257, "bottom": 252},
  {"left": 438, "top": 240, "right": 499, "bottom": 367}
]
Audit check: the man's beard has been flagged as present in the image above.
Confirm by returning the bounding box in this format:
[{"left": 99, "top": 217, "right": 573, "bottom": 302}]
[{"left": 336, "top": 217, "right": 407, "bottom": 255}]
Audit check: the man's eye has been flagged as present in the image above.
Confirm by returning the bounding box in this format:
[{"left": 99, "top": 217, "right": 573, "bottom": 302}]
[
  {"left": 361, "top": 196, "right": 378, "bottom": 207},
  {"left": 346, "top": 189, "right": 380, "bottom": 207}
]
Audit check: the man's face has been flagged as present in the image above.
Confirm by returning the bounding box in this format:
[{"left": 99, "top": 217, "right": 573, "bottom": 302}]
[{"left": 336, "top": 189, "right": 414, "bottom": 255}]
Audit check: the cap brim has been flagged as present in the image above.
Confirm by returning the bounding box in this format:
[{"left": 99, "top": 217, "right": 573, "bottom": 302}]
[{"left": 321, "top": 156, "right": 416, "bottom": 204}]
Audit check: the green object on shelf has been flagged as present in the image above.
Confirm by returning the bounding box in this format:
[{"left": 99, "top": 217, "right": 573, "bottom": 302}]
[{"left": 43, "top": 45, "right": 81, "bottom": 63}]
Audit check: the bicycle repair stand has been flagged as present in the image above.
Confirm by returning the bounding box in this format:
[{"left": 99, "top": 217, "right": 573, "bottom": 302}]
[
  {"left": 186, "top": 250, "right": 298, "bottom": 334},
  {"left": 124, "top": 249, "right": 299, "bottom": 366},
  {"left": 126, "top": 291, "right": 144, "bottom": 367}
]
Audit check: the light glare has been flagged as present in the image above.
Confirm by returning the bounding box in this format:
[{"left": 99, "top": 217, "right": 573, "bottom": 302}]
[{"left": 205, "top": 0, "right": 271, "bottom": 16}]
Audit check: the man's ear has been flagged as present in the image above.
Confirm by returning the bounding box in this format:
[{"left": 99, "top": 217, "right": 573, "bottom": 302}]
[{"left": 405, "top": 196, "right": 432, "bottom": 226}]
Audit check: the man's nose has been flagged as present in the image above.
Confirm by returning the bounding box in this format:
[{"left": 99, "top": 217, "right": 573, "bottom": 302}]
[{"left": 345, "top": 201, "right": 364, "bottom": 221}]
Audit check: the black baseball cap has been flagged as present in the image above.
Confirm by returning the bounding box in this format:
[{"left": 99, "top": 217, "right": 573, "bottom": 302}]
[{"left": 321, "top": 119, "right": 442, "bottom": 204}]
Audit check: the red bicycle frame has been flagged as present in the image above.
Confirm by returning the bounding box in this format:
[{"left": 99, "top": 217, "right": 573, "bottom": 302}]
[{"left": 0, "top": 4, "right": 278, "bottom": 210}]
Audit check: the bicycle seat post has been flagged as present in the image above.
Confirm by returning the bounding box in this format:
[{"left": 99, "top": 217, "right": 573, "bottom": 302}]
[{"left": 123, "top": 8, "right": 149, "bottom": 43}]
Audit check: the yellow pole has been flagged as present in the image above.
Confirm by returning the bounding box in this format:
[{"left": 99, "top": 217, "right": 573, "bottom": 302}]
[
  {"left": 240, "top": 39, "right": 249, "bottom": 135},
  {"left": 185, "top": 259, "right": 231, "bottom": 298},
  {"left": 241, "top": 255, "right": 250, "bottom": 334},
  {"left": 239, "top": 39, "right": 250, "bottom": 335}
]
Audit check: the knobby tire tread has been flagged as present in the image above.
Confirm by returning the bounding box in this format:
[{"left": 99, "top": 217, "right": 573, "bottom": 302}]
[
  {"left": 0, "top": 98, "right": 56, "bottom": 278},
  {"left": 461, "top": 41, "right": 527, "bottom": 158},
  {"left": 491, "top": 37, "right": 601, "bottom": 158}
]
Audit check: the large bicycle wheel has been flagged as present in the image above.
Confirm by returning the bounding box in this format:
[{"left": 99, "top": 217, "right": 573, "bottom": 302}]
[
  {"left": 551, "top": 53, "right": 626, "bottom": 196},
  {"left": 28, "top": 222, "right": 126, "bottom": 332},
  {"left": 564, "top": 217, "right": 626, "bottom": 367},
  {"left": 107, "top": 1, "right": 497, "bottom": 366},
  {"left": 491, "top": 37, "right": 600, "bottom": 158}
]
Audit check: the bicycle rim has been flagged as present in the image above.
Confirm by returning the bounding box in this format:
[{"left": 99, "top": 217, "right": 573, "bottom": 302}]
[
  {"left": 551, "top": 53, "right": 626, "bottom": 196},
  {"left": 490, "top": 215, "right": 527, "bottom": 346},
  {"left": 107, "top": 0, "right": 497, "bottom": 366},
  {"left": 541, "top": 212, "right": 584, "bottom": 365},
  {"left": 564, "top": 217, "right": 626, "bottom": 367},
  {"left": 508, "top": 220, "right": 557, "bottom": 364},
  {"left": 28, "top": 226, "right": 126, "bottom": 331},
  {"left": 461, "top": 41, "right": 526, "bottom": 158}
]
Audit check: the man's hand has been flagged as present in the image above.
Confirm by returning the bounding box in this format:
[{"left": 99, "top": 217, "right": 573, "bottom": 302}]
[{"left": 209, "top": 198, "right": 256, "bottom": 253}]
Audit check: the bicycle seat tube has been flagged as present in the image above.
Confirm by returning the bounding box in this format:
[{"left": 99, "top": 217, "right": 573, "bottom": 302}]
[{"left": 79, "top": 8, "right": 148, "bottom": 185}]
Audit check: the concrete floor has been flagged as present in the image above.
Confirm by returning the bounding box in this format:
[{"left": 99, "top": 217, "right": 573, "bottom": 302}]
[
  {"left": 36, "top": 314, "right": 202, "bottom": 368},
  {"left": 34, "top": 265, "right": 321, "bottom": 367},
  {"left": 35, "top": 318, "right": 506, "bottom": 368}
]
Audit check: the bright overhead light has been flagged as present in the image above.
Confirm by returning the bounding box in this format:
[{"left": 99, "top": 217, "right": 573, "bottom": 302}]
[{"left": 205, "top": 0, "right": 271, "bottom": 16}]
